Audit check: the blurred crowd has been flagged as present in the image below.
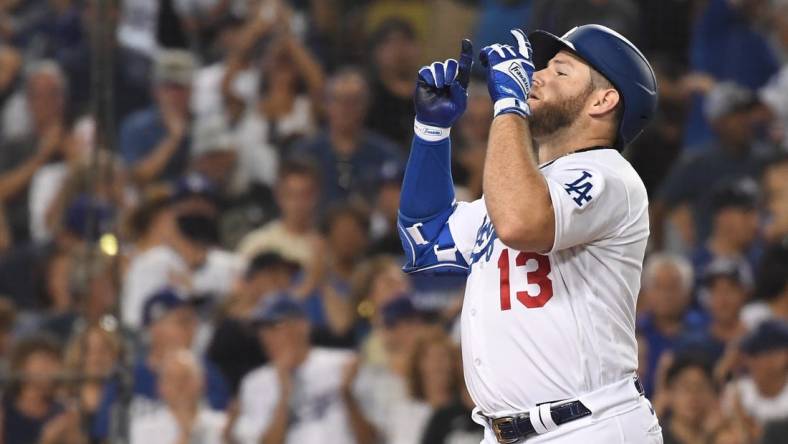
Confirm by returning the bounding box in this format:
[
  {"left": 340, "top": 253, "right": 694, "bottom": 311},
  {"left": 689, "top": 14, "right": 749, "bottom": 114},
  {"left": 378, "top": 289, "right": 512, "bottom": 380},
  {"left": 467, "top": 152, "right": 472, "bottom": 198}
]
[{"left": 0, "top": 0, "right": 785, "bottom": 443}]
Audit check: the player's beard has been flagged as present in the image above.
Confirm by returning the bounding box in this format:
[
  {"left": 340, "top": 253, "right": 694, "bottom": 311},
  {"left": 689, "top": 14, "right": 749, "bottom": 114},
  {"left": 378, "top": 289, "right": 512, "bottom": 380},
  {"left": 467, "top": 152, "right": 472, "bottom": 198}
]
[{"left": 529, "top": 85, "right": 592, "bottom": 138}]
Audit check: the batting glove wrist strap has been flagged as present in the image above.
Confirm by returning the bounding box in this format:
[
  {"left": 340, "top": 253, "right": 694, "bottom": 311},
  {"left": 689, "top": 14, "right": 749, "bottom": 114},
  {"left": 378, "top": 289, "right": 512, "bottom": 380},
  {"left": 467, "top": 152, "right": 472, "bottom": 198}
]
[
  {"left": 493, "top": 98, "right": 530, "bottom": 118},
  {"left": 414, "top": 119, "right": 451, "bottom": 142}
]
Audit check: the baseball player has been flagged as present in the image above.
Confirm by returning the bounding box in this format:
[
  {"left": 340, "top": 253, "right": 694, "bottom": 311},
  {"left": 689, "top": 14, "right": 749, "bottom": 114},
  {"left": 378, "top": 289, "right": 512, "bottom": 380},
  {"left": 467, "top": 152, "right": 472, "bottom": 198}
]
[{"left": 398, "top": 25, "right": 661, "bottom": 443}]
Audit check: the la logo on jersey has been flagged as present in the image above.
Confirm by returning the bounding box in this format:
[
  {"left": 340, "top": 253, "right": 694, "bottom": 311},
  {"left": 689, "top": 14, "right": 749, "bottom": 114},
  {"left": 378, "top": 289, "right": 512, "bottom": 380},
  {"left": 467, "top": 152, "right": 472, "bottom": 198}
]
[
  {"left": 470, "top": 215, "right": 497, "bottom": 265},
  {"left": 564, "top": 171, "right": 594, "bottom": 207}
]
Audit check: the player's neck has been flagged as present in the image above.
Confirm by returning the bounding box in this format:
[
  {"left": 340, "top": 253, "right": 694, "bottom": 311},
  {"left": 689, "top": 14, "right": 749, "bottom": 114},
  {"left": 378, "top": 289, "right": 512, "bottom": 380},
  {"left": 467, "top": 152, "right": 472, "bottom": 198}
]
[{"left": 535, "top": 129, "right": 613, "bottom": 164}]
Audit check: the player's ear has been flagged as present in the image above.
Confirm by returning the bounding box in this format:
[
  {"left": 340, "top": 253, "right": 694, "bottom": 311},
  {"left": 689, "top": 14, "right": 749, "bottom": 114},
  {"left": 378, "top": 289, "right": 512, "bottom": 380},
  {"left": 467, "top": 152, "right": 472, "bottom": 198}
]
[{"left": 588, "top": 88, "right": 620, "bottom": 118}]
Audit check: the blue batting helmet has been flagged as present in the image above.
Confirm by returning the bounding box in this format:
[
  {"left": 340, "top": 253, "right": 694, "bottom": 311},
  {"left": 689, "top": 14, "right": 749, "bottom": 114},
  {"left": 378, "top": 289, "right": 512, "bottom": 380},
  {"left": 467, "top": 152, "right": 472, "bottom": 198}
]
[{"left": 529, "top": 24, "right": 658, "bottom": 149}]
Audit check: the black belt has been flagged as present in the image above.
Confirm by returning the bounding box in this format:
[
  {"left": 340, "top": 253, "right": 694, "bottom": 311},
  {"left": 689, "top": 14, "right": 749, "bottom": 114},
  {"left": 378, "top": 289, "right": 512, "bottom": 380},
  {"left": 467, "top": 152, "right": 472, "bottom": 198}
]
[{"left": 485, "top": 378, "right": 645, "bottom": 444}]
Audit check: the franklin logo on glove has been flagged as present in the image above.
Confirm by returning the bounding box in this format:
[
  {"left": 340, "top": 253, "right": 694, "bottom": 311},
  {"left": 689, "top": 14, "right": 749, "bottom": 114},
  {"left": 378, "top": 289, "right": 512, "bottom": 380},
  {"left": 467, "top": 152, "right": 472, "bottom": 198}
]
[{"left": 508, "top": 62, "right": 530, "bottom": 93}]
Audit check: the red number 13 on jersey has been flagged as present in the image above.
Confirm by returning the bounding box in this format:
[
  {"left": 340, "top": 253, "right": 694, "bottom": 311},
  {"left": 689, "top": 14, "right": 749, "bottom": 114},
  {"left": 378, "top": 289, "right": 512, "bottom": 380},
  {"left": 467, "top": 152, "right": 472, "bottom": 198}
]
[{"left": 497, "top": 248, "right": 554, "bottom": 310}]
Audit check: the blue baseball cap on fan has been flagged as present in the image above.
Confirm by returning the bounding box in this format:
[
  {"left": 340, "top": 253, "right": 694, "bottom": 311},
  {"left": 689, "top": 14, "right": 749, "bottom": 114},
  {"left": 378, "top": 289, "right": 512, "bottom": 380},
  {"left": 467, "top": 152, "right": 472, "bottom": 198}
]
[
  {"left": 171, "top": 173, "right": 219, "bottom": 204},
  {"left": 381, "top": 295, "right": 423, "bottom": 328},
  {"left": 740, "top": 320, "right": 788, "bottom": 355},
  {"left": 251, "top": 293, "right": 307, "bottom": 327},
  {"left": 142, "top": 287, "right": 192, "bottom": 327}
]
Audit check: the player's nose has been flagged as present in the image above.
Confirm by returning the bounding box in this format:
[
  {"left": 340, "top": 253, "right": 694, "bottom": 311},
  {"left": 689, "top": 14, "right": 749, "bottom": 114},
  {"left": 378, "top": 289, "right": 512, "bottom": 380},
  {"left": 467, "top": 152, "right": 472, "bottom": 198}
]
[{"left": 532, "top": 69, "right": 546, "bottom": 87}]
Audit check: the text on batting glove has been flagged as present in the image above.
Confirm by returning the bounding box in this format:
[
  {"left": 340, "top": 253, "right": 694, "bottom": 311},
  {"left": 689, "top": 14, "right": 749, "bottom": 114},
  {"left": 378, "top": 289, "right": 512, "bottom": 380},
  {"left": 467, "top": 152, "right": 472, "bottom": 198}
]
[{"left": 480, "top": 29, "right": 534, "bottom": 118}]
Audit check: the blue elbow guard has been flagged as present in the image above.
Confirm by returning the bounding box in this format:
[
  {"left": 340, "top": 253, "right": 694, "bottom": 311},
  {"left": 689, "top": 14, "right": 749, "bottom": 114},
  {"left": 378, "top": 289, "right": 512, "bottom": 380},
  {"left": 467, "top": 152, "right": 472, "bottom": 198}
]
[{"left": 397, "top": 204, "right": 469, "bottom": 275}]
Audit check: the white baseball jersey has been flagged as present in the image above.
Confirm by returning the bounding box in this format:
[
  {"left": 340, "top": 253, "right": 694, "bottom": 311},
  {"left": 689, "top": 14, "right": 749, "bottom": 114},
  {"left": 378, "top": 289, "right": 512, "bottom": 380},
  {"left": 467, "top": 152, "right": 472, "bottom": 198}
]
[
  {"left": 408, "top": 148, "right": 649, "bottom": 415},
  {"left": 233, "top": 347, "right": 356, "bottom": 444}
]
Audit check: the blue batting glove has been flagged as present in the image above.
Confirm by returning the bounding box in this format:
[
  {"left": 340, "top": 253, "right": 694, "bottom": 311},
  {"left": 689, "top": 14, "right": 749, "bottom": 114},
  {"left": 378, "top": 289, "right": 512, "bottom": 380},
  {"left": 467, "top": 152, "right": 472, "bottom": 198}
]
[
  {"left": 413, "top": 39, "right": 474, "bottom": 140},
  {"left": 479, "top": 29, "right": 534, "bottom": 118}
]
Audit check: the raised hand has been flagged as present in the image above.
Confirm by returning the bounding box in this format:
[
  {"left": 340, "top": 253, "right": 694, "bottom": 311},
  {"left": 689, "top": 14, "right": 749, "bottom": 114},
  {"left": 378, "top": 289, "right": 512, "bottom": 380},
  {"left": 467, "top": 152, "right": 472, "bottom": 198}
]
[
  {"left": 414, "top": 39, "right": 474, "bottom": 133},
  {"left": 479, "top": 28, "right": 535, "bottom": 118}
]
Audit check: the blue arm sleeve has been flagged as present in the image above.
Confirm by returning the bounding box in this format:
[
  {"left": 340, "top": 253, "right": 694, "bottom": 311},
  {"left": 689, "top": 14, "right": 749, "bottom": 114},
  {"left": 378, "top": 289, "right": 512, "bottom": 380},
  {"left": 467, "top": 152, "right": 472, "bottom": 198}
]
[
  {"left": 399, "top": 136, "right": 455, "bottom": 219},
  {"left": 398, "top": 135, "right": 468, "bottom": 275}
]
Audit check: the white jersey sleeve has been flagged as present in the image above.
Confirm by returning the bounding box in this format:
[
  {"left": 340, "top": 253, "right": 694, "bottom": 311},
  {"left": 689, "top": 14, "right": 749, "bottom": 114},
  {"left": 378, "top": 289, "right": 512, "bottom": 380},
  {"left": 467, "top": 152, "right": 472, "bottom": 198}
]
[{"left": 544, "top": 157, "right": 633, "bottom": 252}]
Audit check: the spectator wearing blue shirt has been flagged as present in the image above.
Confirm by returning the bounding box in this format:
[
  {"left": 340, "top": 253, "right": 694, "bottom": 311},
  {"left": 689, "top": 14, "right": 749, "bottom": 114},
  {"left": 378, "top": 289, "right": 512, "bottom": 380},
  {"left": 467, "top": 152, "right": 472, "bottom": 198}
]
[
  {"left": 637, "top": 253, "right": 704, "bottom": 396},
  {"left": 1, "top": 336, "right": 64, "bottom": 444},
  {"left": 294, "top": 68, "right": 402, "bottom": 209},
  {"left": 300, "top": 203, "right": 369, "bottom": 346},
  {"left": 654, "top": 83, "right": 770, "bottom": 247},
  {"left": 684, "top": 0, "right": 780, "bottom": 149},
  {"left": 119, "top": 49, "right": 195, "bottom": 184},
  {"left": 676, "top": 257, "right": 752, "bottom": 365},
  {"left": 92, "top": 289, "right": 229, "bottom": 441},
  {"left": 689, "top": 178, "right": 762, "bottom": 290}
]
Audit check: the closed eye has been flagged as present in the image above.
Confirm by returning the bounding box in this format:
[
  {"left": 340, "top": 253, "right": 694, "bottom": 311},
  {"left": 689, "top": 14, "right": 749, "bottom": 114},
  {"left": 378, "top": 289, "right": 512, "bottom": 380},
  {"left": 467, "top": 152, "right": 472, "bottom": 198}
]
[{"left": 557, "top": 72, "right": 567, "bottom": 76}]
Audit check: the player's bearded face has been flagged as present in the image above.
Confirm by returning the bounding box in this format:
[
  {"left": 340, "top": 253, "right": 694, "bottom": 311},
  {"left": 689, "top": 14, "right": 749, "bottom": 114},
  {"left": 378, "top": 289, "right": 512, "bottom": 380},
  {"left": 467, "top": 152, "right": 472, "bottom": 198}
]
[{"left": 529, "top": 82, "right": 592, "bottom": 138}]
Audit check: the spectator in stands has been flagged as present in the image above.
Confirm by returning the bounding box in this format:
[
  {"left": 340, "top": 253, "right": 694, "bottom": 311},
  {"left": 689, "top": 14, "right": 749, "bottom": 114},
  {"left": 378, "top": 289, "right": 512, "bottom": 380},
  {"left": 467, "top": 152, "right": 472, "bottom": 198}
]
[
  {"left": 207, "top": 252, "right": 299, "bottom": 394},
  {"left": 368, "top": 164, "right": 404, "bottom": 256},
  {"left": 722, "top": 320, "right": 788, "bottom": 425},
  {"left": 678, "top": 258, "right": 752, "bottom": 365},
  {"left": 742, "top": 243, "right": 788, "bottom": 328},
  {"left": 62, "top": 323, "right": 122, "bottom": 428},
  {"left": 232, "top": 293, "right": 369, "bottom": 444},
  {"left": 45, "top": 196, "right": 115, "bottom": 315},
  {"left": 131, "top": 349, "right": 227, "bottom": 444},
  {"left": 189, "top": 114, "right": 238, "bottom": 197},
  {"left": 236, "top": 158, "right": 322, "bottom": 267},
  {"left": 637, "top": 253, "right": 701, "bottom": 395},
  {"left": 684, "top": 0, "right": 780, "bottom": 149},
  {"left": 92, "top": 288, "right": 229, "bottom": 441},
  {"left": 364, "top": 19, "right": 419, "bottom": 151},
  {"left": 119, "top": 49, "right": 195, "bottom": 184},
  {"left": 294, "top": 68, "right": 402, "bottom": 207},
  {"left": 690, "top": 178, "right": 761, "bottom": 282},
  {"left": 0, "top": 60, "right": 67, "bottom": 244},
  {"left": 122, "top": 174, "right": 243, "bottom": 329},
  {"left": 654, "top": 83, "right": 770, "bottom": 247},
  {"left": 57, "top": 0, "right": 152, "bottom": 123},
  {"left": 295, "top": 203, "right": 368, "bottom": 343},
  {"left": 659, "top": 356, "right": 720, "bottom": 444},
  {"left": 233, "top": 33, "right": 324, "bottom": 193},
  {"left": 411, "top": 331, "right": 481, "bottom": 444},
  {"left": 350, "top": 255, "right": 412, "bottom": 346},
  {"left": 1, "top": 335, "right": 64, "bottom": 444},
  {"left": 354, "top": 295, "right": 433, "bottom": 444}
]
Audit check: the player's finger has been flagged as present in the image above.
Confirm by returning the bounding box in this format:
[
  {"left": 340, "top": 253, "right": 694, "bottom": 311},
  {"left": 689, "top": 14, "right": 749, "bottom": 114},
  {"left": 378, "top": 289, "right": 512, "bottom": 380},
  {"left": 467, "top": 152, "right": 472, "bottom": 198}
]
[
  {"left": 511, "top": 28, "right": 530, "bottom": 58},
  {"left": 457, "top": 39, "right": 473, "bottom": 89},
  {"left": 504, "top": 45, "right": 517, "bottom": 58},
  {"left": 479, "top": 47, "right": 490, "bottom": 68},
  {"left": 432, "top": 61, "right": 446, "bottom": 88},
  {"left": 491, "top": 44, "right": 507, "bottom": 58},
  {"left": 418, "top": 65, "right": 436, "bottom": 87},
  {"left": 444, "top": 59, "right": 458, "bottom": 85}
]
